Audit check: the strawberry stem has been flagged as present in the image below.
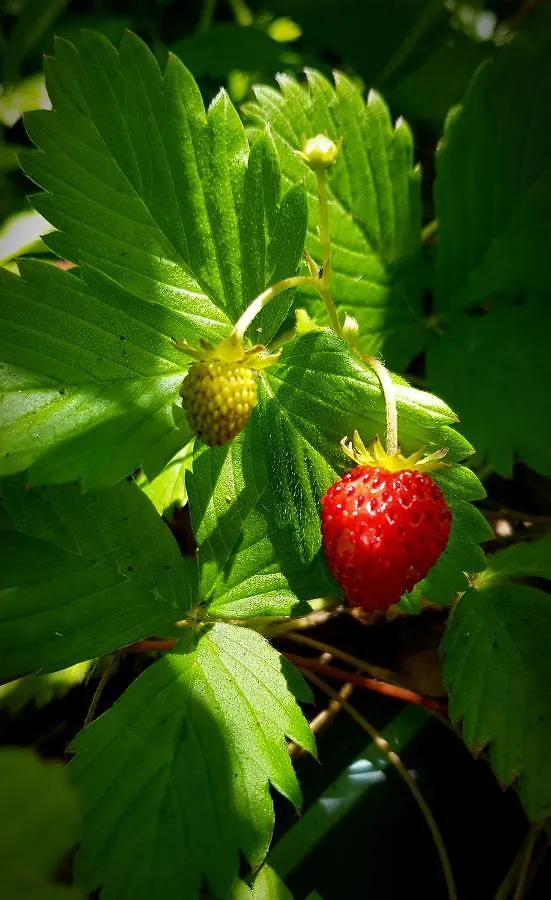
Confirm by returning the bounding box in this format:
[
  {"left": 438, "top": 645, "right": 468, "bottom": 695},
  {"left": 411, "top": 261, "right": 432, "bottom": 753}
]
[
  {"left": 315, "top": 167, "right": 343, "bottom": 338},
  {"left": 362, "top": 354, "right": 399, "bottom": 456},
  {"left": 232, "top": 275, "right": 317, "bottom": 341}
]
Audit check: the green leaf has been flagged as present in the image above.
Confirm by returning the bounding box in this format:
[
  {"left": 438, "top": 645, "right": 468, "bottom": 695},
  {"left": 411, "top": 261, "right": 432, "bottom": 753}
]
[
  {"left": 138, "top": 440, "right": 194, "bottom": 517},
  {"left": 0, "top": 478, "right": 196, "bottom": 678},
  {"left": 0, "top": 209, "right": 52, "bottom": 264},
  {"left": 388, "top": 32, "right": 493, "bottom": 129},
  {"left": 231, "top": 865, "right": 294, "bottom": 899},
  {"left": 442, "top": 582, "right": 551, "bottom": 820},
  {"left": 268, "top": 706, "right": 427, "bottom": 879},
  {"left": 0, "top": 74, "right": 50, "bottom": 127},
  {"left": 435, "top": 33, "right": 551, "bottom": 311},
  {"left": 70, "top": 623, "right": 314, "bottom": 900},
  {"left": 0, "top": 748, "right": 82, "bottom": 900},
  {"left": 187, "top": 419, "right": 333, "bottom": 618},
  {"left": 4, "top": 31, "right": 307, "bottom": 486},
  {"left": 172, "top": 24, "right": 289, "bottom": 81},
  {"left": 2, "top": 0, "right": 69, "bottom": 82},
  {"left": 0, "top": 260, "right": 193, "bottom": 488},
  {"left": 0, "top": 660, "right": 93, "bottom": 714},
  {"left": 258, "top": 329, "right": 490, "bottom": 605},
  {"left": 427, "top": 296, "right": 551, "bottom": 476},
  {"left": 23, "top": 30, "right": 306, "bottom": 334},
  {"left": 478, "top": 534, "right": 551, "bottom": 586},
  {"left": 244, "top": 69, "right": 425, "bottom": 369}
]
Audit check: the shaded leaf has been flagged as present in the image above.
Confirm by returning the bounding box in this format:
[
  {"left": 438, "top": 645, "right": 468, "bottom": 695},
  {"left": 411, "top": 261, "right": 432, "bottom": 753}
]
[
  {"left": 443, "top": 582, "right": 551, "bottom": 819},
  {"left": 427, "top": 297, "right": 551, "bottom": 476},
  {"left": 477, "top": 534, "right": 551, "bottom": 586},
  {"left": 435, "top": 33, "right": 551, "bottom": 311},
  {"left": 0, "top": 748, "right": 82, "bottom": 899},
  {"left": 0, "top": 478, "right": 195, "bottom": 677},
  {"left": 71, "top": 624, "right": 314, "bottom": 900}
]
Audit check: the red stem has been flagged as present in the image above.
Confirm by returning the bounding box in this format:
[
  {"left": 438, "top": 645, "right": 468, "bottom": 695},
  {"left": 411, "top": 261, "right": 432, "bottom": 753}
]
[
  {"left": 122, "top": 639, "right": 447, "bottom": 716},
  {"left": 284, "top": 653, "right": 447, "bottom": 716}
]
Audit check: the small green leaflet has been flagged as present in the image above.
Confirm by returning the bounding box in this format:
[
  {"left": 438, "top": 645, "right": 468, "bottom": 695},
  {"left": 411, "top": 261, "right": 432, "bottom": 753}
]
[
  {"left": 477, "top": 534, "right": 551, "bottom": 586},
  {"left": 435, "top": 32, "right": 551, "bottom": 311},
  {"left": 244, "top": 69, "right": 425, "bottom": 370},
  {"left": 70, "top": 623, "right": 315, "bottom": 900},
  {"left": 231, "top": 864, "right": 295, "bottom": 899},
  {"left": 187, "top": 419, "right": 334, "bottom": 618},
  {"left": 257, "top": 329, "right": 490, "bottom": 604},
  {"left": 427, "top": 296, "right": 551, "bottom": 477},
  {"left": 2, "top": 30, "right": 307, "bottom": 488},
  {"left": 0, "top": 747, "right": 82, "bottom": 900},
  {"left": 137, "top": 440, "right": 194, "bottom": 517},
  {"left": 442, "top": 537, "right": 551, "bottom": 820},
  {"left": 0, "top": 478, "right": 195, "bottom": 678}
]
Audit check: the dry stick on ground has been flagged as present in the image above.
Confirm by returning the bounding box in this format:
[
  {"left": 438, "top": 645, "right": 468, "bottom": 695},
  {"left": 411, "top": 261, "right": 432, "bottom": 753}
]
[{"left": 302, "top": 668, "right": 458, "bottom": 900}]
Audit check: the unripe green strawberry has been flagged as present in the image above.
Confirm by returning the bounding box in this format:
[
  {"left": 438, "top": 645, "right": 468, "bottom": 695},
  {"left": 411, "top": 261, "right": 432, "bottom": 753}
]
[
  {"left": 181, "top": 359, "right": 258, "bottom": 447},
  {"left": 321, "top": 433, "right": 451, "bottom": 612}
]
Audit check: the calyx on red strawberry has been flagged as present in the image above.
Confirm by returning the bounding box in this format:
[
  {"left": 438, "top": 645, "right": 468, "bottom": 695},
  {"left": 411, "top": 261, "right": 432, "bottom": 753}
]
[{"left": 321, "top": 432, "right": 451, "bottom": 612}]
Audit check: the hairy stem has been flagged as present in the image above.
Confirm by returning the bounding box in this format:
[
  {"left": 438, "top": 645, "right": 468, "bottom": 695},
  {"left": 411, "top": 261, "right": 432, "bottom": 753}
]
[
  {"left": 362, "top": 354, "right": 399, "bottom": 456},
  {"left": 302, "top": 669, "right": 457, "bottom": 900},
  {"left": 316, "top": 168, "right": 343, "bottom": 337},
  {"left": 232, "top": 275, "right": 317, "bottom": 340}
]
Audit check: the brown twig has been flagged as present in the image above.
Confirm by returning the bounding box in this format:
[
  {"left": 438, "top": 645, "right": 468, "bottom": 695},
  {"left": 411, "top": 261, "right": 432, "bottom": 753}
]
[
  {"left": 285, "top": 653, "right": 447, "bottom": 716},
  {"left": 282, "top": 631, "right": 398, "bottom": 682},
  {"left": 288, "top": 681, "right": 354, "bottom": 759},
  {"left": 123, "top": 639, "right": 177, "bottom": 653}
]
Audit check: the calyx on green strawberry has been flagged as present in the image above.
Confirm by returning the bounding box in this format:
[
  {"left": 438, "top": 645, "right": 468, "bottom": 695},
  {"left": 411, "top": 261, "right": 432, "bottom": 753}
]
[
  {"left": 175, "top": 333, "right": 278, "bottom": 447},
  {"left": 321, "top": 432, "right": 451, "bottom": 612}
]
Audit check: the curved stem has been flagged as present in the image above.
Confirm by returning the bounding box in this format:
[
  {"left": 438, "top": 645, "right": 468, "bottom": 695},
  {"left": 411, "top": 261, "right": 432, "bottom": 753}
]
[
  {"left": 288, "top": 653, "right": 447, "bottom": 716},
  {"left": 316, "top": 168, "right": 343, "bottom": 338},
  {"left": 362, "top": 354, "right": 399, "bottom": 456},
  {"left": 512, "top": 820, "right": 546, "bottom": 900},
  {"left": 302, "top": 669, "right": 458, "bottom": 900},
  {"left": 283, "top": 631, "right": 397, "bottom": 682},
  {"left": 232, "top": 275, "right": 317, "bottom": 340}
]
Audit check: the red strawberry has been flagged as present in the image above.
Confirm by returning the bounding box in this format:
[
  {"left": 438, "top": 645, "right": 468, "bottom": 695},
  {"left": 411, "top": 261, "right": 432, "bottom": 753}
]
[{"left": 321, "top": 436, "right": 451, "bottom": 612}]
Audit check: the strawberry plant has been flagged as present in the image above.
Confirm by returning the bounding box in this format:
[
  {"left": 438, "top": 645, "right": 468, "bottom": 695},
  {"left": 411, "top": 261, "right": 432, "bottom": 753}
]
[{"left": 1, "top": 3, "right": 551, "bottom": 898}]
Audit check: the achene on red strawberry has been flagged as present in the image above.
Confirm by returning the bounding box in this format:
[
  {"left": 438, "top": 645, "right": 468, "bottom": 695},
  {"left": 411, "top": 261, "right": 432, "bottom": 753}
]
[{"left": 321, "top": 434, "right": 451, "bottom": 612}]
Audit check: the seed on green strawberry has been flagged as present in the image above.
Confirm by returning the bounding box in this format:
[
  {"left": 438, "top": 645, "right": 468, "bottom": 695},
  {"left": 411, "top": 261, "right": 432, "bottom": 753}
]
[
  {"left": 180, "top": 359, "right": 258, "bottom": 447},
  {"left": 321, "top": 465, "right": 451, "bottom": 612}
]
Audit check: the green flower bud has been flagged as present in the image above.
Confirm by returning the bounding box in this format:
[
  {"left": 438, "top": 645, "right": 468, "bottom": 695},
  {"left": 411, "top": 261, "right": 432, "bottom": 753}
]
[{"left": 299, "top": 134, "right": 339, "bottom": 170}]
